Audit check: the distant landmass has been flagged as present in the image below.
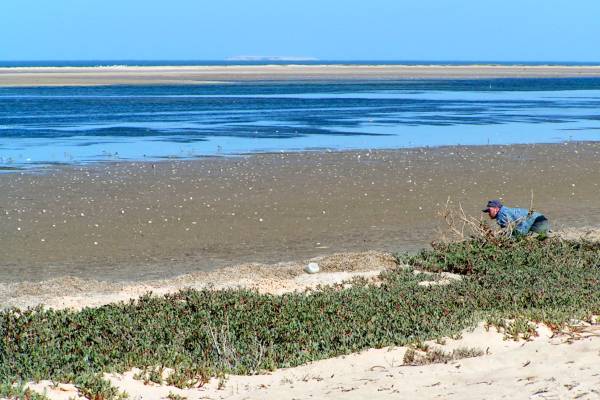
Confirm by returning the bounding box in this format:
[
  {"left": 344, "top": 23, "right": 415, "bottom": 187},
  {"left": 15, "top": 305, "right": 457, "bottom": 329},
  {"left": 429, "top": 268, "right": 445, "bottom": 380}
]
[{"left": 226, "top": 55, "right": 319, "bottom": 61}]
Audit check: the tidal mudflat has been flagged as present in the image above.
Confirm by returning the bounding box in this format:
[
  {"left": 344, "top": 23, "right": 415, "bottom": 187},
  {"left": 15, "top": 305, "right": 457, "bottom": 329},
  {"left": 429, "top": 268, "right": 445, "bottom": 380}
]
[{"left": 1, "top": 142, "right": 599, "bottom": 288}]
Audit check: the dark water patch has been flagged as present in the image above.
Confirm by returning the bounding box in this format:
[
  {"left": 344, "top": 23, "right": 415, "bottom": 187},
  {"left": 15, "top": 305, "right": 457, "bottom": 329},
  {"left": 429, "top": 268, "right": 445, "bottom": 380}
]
[
  {"left": 2, "top": 78, "right": 600, "bottom": 96},
  {"left": 2, "top": 79, "right": 600, "bottom": 168}
]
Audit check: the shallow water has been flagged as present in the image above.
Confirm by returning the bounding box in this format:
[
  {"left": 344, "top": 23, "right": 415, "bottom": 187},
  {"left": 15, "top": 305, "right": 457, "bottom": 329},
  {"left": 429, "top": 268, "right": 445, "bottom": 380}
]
[{"left": 1, "top": 79, "right": 600, "bottom": 169}]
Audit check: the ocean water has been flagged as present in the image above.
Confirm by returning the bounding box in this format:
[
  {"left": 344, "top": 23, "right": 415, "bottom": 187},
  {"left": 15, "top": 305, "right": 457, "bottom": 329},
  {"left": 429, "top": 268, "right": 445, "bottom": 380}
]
[
  {"left": 3, "top": 60, "right": 600, "bottom": 67},
  {"left": 1, "top": 78, "right": 600, "bottom": 169}
]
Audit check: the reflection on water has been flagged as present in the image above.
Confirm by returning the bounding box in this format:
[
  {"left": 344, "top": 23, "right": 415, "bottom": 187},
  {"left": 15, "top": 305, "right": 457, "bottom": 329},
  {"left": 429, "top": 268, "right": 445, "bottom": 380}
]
[{"left": 1, "top": 79, "right": 600, "bottom": 168}]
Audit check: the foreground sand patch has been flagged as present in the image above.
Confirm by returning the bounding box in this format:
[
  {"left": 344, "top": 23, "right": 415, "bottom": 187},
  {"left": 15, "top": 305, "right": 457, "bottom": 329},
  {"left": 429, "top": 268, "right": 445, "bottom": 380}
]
[{"left": 555, "top": 226, "right": 600, "bottom": 242}]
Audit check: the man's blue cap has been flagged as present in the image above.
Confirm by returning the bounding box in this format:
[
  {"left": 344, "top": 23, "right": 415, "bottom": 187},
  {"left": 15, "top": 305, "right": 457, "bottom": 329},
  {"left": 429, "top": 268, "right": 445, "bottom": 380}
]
[{"left": 482, "top": 199, "right": 502, "bottom": 212}]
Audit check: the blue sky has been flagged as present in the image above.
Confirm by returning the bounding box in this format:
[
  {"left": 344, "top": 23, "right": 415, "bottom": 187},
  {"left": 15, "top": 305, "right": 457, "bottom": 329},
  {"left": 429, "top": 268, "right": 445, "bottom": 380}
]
[{"left": 1, "top": 0, "right": 599, "bottom": 61}]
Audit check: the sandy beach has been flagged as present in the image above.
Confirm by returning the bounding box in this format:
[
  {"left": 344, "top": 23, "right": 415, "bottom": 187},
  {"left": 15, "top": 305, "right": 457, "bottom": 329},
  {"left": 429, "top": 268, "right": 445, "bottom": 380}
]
[
  {"left": 5, "top": 2, "right": 600, "bottom": 398},
  {"left": 2, "top": 64, "right": 600, "bottom": 86}
]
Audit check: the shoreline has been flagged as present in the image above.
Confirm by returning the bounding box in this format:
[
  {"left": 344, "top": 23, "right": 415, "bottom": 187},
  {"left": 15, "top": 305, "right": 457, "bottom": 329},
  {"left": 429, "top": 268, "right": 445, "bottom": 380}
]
[
  {"left": 7, "top": 139, "right": 600, "bottom": 174},
  {"left": 3, "top": 64, "right": 600, "bottom": 86},
  {"left": 1, "top": 251, "right": 396, "bottom": 310},
  {"left": 3, "top": 228, "right": 598, "bottom": 311}
]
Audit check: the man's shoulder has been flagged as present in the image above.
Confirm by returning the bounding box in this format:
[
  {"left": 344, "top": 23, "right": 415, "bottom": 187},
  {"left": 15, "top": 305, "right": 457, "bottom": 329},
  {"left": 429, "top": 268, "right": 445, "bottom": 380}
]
[
  {"left": 499, "top": 206, "right": 515, "bottom": 215},
  {"left": 500, "top": 206, "right": 528, "bottom": 219}
]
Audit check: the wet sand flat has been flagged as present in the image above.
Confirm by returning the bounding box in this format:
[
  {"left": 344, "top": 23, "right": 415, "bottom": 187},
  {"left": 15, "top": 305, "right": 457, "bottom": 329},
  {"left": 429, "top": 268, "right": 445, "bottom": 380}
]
[
  {"left": 3, "top": 65, "right": 600, "bottom": 86},
  {"left": 1, "top": 142, "right": 599, "bottom": 284}
]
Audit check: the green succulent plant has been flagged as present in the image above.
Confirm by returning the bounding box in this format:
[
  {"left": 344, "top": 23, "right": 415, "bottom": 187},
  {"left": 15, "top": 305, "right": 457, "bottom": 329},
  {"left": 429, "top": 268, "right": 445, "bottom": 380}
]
[{"left": 1, "top": 237, "right": 599, "bottom": 391}]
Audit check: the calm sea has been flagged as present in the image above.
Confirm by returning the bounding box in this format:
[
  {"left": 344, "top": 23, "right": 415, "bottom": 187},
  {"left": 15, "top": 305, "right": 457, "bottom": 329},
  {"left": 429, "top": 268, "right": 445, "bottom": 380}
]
[
  {"left": 1, "top": 77, "right": 600, "bottom": 169},
  {"left": 3, "top": 60, "right": 600, "bottom": 67}
]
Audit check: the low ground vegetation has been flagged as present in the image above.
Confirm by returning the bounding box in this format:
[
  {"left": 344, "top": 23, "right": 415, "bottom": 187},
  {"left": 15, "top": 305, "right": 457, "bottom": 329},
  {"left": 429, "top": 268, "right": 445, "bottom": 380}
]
[
  {"left": 0, "top": 381, "right": 50, "bottom": 400},
  {"left": 402, "top": 345, "right": 484, "bottom": 366},
  {"left": 1, "top": 237, "right": 600, "bottom": 398}
]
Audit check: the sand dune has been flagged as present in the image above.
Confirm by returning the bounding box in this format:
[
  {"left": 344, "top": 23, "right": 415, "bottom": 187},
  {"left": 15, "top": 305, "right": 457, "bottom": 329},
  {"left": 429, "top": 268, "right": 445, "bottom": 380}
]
[{"left": 26, "top": 322, "right": 600, "bottom": 399}]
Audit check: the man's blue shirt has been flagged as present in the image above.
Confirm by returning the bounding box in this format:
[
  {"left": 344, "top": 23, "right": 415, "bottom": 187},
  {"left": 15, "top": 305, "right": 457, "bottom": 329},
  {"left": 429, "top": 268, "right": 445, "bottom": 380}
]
[{"left": 495, "top": 206, "right": 544, "bottom": 235}]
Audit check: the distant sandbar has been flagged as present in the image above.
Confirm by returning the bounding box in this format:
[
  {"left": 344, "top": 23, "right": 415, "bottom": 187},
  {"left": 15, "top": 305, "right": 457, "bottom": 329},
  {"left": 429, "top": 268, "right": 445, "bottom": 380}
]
[{"left": 2, "top": 64, "right": 600, "bottom": 86}]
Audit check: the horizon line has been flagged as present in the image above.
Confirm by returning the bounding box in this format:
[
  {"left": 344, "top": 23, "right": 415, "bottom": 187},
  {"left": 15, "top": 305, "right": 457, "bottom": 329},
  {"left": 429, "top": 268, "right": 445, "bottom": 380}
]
[{"left": 2, "top": 58, "right": 600, "bottom": 63}]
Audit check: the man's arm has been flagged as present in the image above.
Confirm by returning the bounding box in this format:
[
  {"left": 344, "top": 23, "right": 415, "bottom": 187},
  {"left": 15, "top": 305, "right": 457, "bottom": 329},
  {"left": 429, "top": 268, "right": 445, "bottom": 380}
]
[
  {"left": 497, "top": 207, "right": 527, "bottom": 235},
  {"left": 511, "top": 208, "right": 535, "bottom": 235}
]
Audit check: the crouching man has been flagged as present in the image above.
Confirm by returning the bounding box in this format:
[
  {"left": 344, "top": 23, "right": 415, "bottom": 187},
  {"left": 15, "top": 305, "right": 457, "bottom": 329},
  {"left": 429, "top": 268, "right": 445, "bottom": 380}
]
[{"left": 482, "top": 199, "right": 550, "bottom": 236}]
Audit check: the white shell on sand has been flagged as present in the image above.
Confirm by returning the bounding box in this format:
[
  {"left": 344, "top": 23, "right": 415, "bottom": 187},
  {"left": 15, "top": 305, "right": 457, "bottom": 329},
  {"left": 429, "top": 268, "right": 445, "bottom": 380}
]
[{"left": 304, "top": 262, "right": 320, "bottom": 274}]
